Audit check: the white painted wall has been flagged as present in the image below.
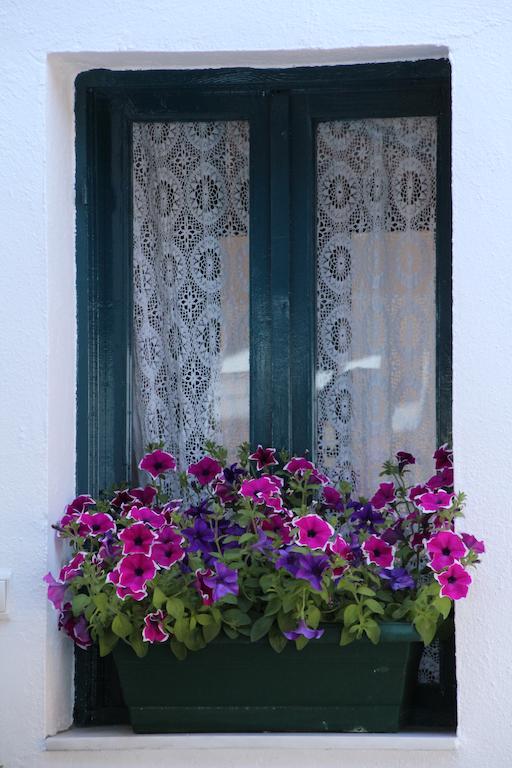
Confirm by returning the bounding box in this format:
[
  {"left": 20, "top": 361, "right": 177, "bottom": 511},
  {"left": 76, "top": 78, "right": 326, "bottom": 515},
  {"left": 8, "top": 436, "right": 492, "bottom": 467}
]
[{"left": 0, "top": 0, "right": 511, "bottom": 766}]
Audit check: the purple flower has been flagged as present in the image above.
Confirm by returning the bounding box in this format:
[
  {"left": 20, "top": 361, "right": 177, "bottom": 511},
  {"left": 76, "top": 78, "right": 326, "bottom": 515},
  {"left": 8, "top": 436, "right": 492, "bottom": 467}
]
[
  {"left": 183, "top": 517, "right": 215, "bottom": 554},
  {"left": 43, "top": 572, "right": 68, "bottom": 610},
  {"left": 426, "top": 466, "right": 454, "bottom": 490},
  {"left": 59, "top": 552, "right": 86, "bottom": 582},
  {"left": 58, "top": 604, "right": 92, "bottom": 649},
  {"left": 252, "top": 528, "right": 273, "bottom": 553},
  {"left": 275, "top": 548, "right": 302, "bottom": 577},
  {"left": 370, "top": 482, "right": 396, "bottom": 510},
  {"left": 293, "top": 514, "right": 334, "bottom": 551},
  {"left": 118, "top": 553, "right": 156, "bottom": 591},
  {"left": 119, "top": 522, "right": 157, "bottom": 556},
  {"left": 322, "top": 486, "right": 344, "bottom": 511},
  {"left": 128, "top": 485, "right": 158, "bottom": 506},
  {"left": 435, "top": 562, "right": 471, "bottom": 600},
  {"left": 98, "top": 531, "right": 122, "bottom": 560},
  {"left": 433, "top": 444, "right": 453, "bottom": 470},
  {"left": 295, "top": 553, "right": 330, "bottom": 591},
  {"left": 203, "top": 562, "right": 239, "bottom": 602},
  {"left": 128, "top": 505, "right": 165, "bottom": 528},
  {"left": 188, "top": 456, "right": 222, "bottom": 486},
  {"left": 461, "top": 532, "right": 485, "bottom": 554},
  {"left": 379, "top": 567, "right": 415, "bottom": 591},
  {"left": 142, "top": 610, "right": 169, "bottom": 643},
  {"left": 139, "top": 449, "right": 177, "bottom": 479},
  {"left": 349, "top": 502, "right": 385, "bottom": 531},
  {"left": 283, "top": 620, "right": 324, "bottom": 640},
  {"left": 396, "top": 451, "right": 416, "bottom": 470},
  {"left": 223, "top": 463, "right": 246, "bottom": 483},
  {"left": 249, "top": 445, "right": 278, "bottom": 471}
]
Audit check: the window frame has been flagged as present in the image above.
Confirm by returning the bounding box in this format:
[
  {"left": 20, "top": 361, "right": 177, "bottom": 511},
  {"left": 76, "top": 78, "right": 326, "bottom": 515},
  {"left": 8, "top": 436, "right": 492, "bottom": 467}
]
[{"left": 74, "top": 60, "right": 451, "bottom": 725}]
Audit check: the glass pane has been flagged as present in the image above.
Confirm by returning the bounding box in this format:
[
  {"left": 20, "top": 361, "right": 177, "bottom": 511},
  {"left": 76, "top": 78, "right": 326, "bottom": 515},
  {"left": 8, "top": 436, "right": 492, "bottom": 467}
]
[
  {"left": 132, "top": 122, "right": 250, "bottom": 483},
  {"left": 316, "top": 117, "right": 437, "bottom": 493}
]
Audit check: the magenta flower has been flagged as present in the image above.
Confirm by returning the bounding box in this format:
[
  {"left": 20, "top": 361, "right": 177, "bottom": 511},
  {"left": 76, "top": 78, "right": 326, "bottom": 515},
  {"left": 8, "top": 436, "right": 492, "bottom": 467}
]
[
  {"left": 78, "top": 512, "right": 115, "bottom": 537},
  {"left": 461, "top": 532, "right": 485, "bottom": 554},
  {"left": 58, "top": 605, "right": 92, "bottom": 649},
  {"left": 139, "top": 449, "right": 177, "bottom": 478},
  {"left": 328, "top": 535, "right": 352, "bottom": 560},
  {"left": 426, "top": 466, "right": 454, "bottom": 491},
  {"left": 396, "top": 451, "right": 416, "bottom": 470},
  {"left": 283, "top": 620, "right": 324, "bottom": 640},
  {"left": 68, "top": 494, "right": 95, "bottom": 514},
  {"left": 283, "top": 456, "right": 315, "bottom": 474},
  {"left": 106, "top": 568, "right": 147, "bottom": 601},
  {"left": 371, "top": 482, "right": 396, "bottom": 509},
  {"left": 59, "top": 552, "right": 86, "bottom": 582},
  {"left": 433, "top": 444, "right": 453, "bottom": 470},
  {"left": 239, "top": 476, "right": 283, "bottom": 503},
  {"left": 43, "top": 573, "right": 68, "bottom": 610},
  {"left": 265, "top": 496, "right": 285, "bottom": 513},
  {"left": 111, "top": 489, "right": 134, "bottom": 508},
  {"left": 249, "top": 445, "right": 278, "bottom": 471},
  {"left": 119, "top": 522, "right": 157, "bottom": 556},
  {"left": 416, "top": 490, "right": 455, "bottom": 513},
  {"left": 128, "top": 506, "right": 165, "bottom": 528},
  {"left": 152, "top": 525, "right": 185, "bottom": 567},
  {"left": 363, "top": 535, "right": 394, "bottom": 568},
  {"left": 203, "top": 562, "right": 239, "bottom": 601},
  {"left": 427, "top": 531, "right": 466, "bottom": 571},
  {"left": 118, "top": 553, "right": 156, "bottom": 591},
  {"left": 293, "top": 514, "right": 334, "bottom": 550},
  {"left": 322, "top": 486, "right": 344, "bottom": 510},
  {"left": 409, "top": 484, "right": 428, "bottom": 502},
  {"left": 308, "top": 470, "right": 330, "bottom": 486},
  {"left": 195, "top": 568, "right": 215, "bottom": 605},
  {"left": 436, "top": 562, "right": 472, "bottom": 599},
  {"left": 142, "top": 610, "right": 169, "bottom": 643},
  {"left": 128, "top": 485, "right": 158, "bottom": 505},
  {"left": 261, "top": 514, "right": 292, "bottom": 544},
  {"left": 188, "top": 456, "right": 222, "bottom": 485}
]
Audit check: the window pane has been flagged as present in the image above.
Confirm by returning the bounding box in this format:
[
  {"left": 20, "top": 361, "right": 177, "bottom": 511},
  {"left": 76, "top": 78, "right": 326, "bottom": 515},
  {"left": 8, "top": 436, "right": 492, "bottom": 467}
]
[
  {"left": 316, "top": 117, "right": 437, "bottom": 492},
  {"left": 132, "top": 122, "right": 250, "bottom": 482}
]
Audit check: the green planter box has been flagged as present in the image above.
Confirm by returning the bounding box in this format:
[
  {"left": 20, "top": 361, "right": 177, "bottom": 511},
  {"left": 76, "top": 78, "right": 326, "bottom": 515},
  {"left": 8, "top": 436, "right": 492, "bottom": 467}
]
[{"left": 113, "top": 622, "right": 422, "bottom": 733}]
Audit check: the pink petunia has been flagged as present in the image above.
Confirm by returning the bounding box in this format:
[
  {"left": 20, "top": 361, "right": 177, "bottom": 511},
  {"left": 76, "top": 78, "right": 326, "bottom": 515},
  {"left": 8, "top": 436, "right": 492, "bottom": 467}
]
[
  {"left": 327, "top": 535, "right": 352, "bottom": 578},
  {"left": 195, "top": 568, "right": 215, "bottom": 606},
  {"left": 433, "top": 444, "right": 453, "bottom": 470},
  {"left": 283, "top": 457, "right": 315, "bottom": 474},
  {"left": 435, "top": 562, "right": 472, "bottom": 600},
  {"left": 78, "top": 512, "right": 116, "bottom": 537},
  {"left": 119, "top": 522, "right": 157, "bottom": 556},
  {"left": 128, "top": 485, "right": 158, "bottom": 506},
  {"left": 43, "top": 572, "right": 68, "bottom": 610},
  {"left": 371, "top": 482, "right": 396, "bottom": 509},
  {"left": 426, "top": 531, "right": 466, "bottom": 571},
  {"left": 128, "top": 505, "right": 165, "bottom": 529},
  {"left": 59, "top": 552, "right": 86, "bottom": 582},
  {"left": 416, "top": 490, "right": 455, "bottom": 513},
  {"left": 363, "top": 535, "right": 394, "bottom": 568},
  {"left": 239, "top": 476, "right": 283, "bottom": 503},
  {"left": 188, "top": 456, "right": 222, "bottom": 486},
  {"left": 106, "top": 567, "right": 147, "bottom": 601},
  {"left": 461, "top": 532, "right": 485, "bottom": 555},
  {"left": 139, "top": 449, "right": 177, "bottom": 479},
  {"left": 152, "top": 525, "right": 185, "bottom": 568},
  {"left": 293, "top": 514, "right": 334, "bottom": 551},
  {"left": 142, "top": 610, "right": 169, "bottom": 643},
  {"left": 249, "top": 445, "right": 279, "bottom": 471},
  {"left": 118, "top": 553, "right": 156, "bottom": 592},
  {"left": 261, "top": 514, "right": 292, "bottom": 544}
]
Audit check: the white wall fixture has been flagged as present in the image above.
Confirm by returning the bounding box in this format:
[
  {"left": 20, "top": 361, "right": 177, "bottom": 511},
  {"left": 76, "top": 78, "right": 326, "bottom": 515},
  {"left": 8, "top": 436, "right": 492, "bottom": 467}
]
[{"left": 0, "top": 569, "right": 12, "bottom": 618}]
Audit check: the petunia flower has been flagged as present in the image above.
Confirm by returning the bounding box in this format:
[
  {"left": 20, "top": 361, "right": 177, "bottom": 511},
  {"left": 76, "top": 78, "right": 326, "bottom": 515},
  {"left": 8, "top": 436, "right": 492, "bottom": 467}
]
[
  {"left": 111, "top": 489, "right": 134, "bottom": 508},
  {"left": 433, "top": 444, "right": 453, "bottom": 470},
  {"left": 274, "top": 548, "right": 302, "bottom": 577},
  {"left": 349, "top": 502, "right": 385, "bottom": 532},
  {"left": 327, "top": 535, "right": 352, "bottom": 578},
  {"left": 363, "top": 535, "right": 394, "bottom": 568},
  {"left": 283, "top": 620, "right": 324, "bottom": 640},
  {"left": 293, "top": 514, "right": 334, "bottom": 550},
  {"left": 396, "top": 451, "right": 416, "bottom": 470},
  {"left": 416, "top": 490, "right": 455, "bottom": 513},
  {"left": 214, "top": 480, "right": 238, "bottom": 505},
  {"left": 118, "top": 553, "right": 156, "bottom": 591},
  {"left": 249, "top": 445, "right": 278, "bottom": 471},
  {"left": 203, "top": 562, "right": 239, "bottom": 602},
  {"left": 265, "top": 496, "right": 285, "bottom": 513},
  {"left": 283, "top": 457, "right": 315, "bottom": 474},
  {"left": 261, "top": 514, "right": 292, "bottom": 544},
  {"left": 195, "top": 568, "right": 215, "bottom": 605},
  {"left": 127, "top": 505, "right": 165, "bottom": 529},
  {"left": 59, "top": 552, "right": 86, "bottom": 582},
  {"left": 379, "top": 567, "right": 415, "bottom": 591},
  {"left": 106, "top": 567, "right": 147, "bottom": 601},
  {"left": 142, "top": 610, "right": 169, "bottom": 643},
  {"left": 435, "top": 562, "right": 472, "bottom": 600},
  {"left": 152, "top": 525, "right": 185, "bottom": 567},
  {"left": 188, "top": 456, "right": 222, "bottom": 486},
  {"left": 119, "top": 522, "right": 157, "bottom": 556},
  {"left": 98, "top": 531, "right": 122, "bottom": 560},
  {"left": 78, "top": 512, "right": 116, "bottom": 537},
  {"left": 295, "top": 553, "right": 330, "bottom": 591},
  {"left": 58, "top": 604, "right": 92, "bottom": 649},
  {"left": 59, "top": 494, "right": 95, "bottom": 528},
  {"left": 427, "top": 531, "right": 466, "bottom": 571},
  {"left": 43, "top": 573, "right": 68, "bottom": 610},
  {"left": 426, "top": 466, "right": 454, "bottom": 491},
  {"left": 461, "top": 532, "right": 485, "bottom": 554},
  {"left": 128, "top": 485, "right": 158, "bottom": 506},
  {"left": 409, "top": 484, "right": 428, "bottom": 502},
  {"left": 239, "top": 476, "right": 283, "bottom": 503},
  {"left": 322, "top": 486, "right": 344, "bottom": 511},
  {"left": 182, "top": 517, "right": 215, "bottom": 554},
  {"left": 139, "top": 449, "right": 177, "bottom": 479},
  {"left": 371, "top": 482, "right": 396, "bottom": 510}
]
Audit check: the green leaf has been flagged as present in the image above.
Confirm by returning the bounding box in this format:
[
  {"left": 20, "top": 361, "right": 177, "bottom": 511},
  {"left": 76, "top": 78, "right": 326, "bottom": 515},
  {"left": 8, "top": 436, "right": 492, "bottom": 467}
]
[
  {"left": 339, "top": 627, "right": 354, "bottom": 646},
  {"left": 357, "top": 585, "right": 376, "bottom": 597},
  {"left": 195, "top": 613, "right": 212, "bottom": 626},
  {"left": 259, "top": 574, "right": 276, "bottom": 591},
  {"left": 295, "top": 635, "right": 309, "bottom": 651},
  {"left": 364, "top": 598, "right": 385, "bottom": 615},
  {"left": 223, "top": 608, "right": 251, "bottom": 626},
  {"left": 219, "top": 592, "right": 238, "bottom": 605},
  {"left": 170, "top": 639, "right": 187, "bottom": 660},
  {"left": 98, "top": 630, "right": 118, "bottom": 657},
  {"left": 277, "top": 611, "right": 296, "bottom": 633},
  {"left": 250, "top": 615, "right": 274, "bottom": 642},
  {"left": 414, "top": 615, "right": 437, "bottom": 645},
  {"left": 223, "top": 625, "right": 239, "bottom": 639},
  {"left": 129, "top": 632, "right": 148, "bottom": 658},
  {"left": 173, "top": 617, "right": 189, "bottom": 643},
  {"left": 152, "top": 586, "right": 167, "bottom": 609},
  {"left": 92, "top": 593, "right": 108, "bottom": 611},
  {"left": 282, "top": 591, "right": 300, "bottom": 613},
  {"left": 433, "top": 596, "right": 452, "bottom": 620},
  {"left": 306, "top": 605, "right": 321, "bottom": 627},
  {"left": 166, "top": 596, "right": 185, "bottom": 619},
  {"left": 343, "top": 603, "right": 360, "bottom": 627},
  {"left": 112, "top": 612, "right": 133, "bottom": 638},
  {"left": 364, "top": 619, "right": 381, "bottom": 645},
  {"left": 203, "top": 619, "right": 221, "bottom": 643},
  {"left": 268, "top": 625, "right": 287, "bottom": 654},
  {"left": 264, "top": 597, "right": 282, "bottom": 616},
  {"left": 71, "top": 594, "right": 91, "bottom": 617}
]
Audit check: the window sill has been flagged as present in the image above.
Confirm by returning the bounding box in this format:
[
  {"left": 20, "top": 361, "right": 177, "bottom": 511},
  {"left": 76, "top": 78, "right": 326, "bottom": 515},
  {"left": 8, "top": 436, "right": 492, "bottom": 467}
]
[{"left": 46, "top": 726, "right": 457, "bottom": 752}]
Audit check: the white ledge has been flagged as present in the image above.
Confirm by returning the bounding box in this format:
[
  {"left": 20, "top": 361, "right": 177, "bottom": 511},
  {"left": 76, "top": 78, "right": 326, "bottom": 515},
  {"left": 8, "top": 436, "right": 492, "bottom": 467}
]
[{"left": 46, "top": 726, "right": 457, "bottom": 752}]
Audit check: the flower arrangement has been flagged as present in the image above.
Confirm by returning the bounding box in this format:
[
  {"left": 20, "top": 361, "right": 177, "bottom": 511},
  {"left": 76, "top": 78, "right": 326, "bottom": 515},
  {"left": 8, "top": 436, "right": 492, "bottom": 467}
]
[{"left": 45, "top": 443, "right": 484, "bottom": 659}]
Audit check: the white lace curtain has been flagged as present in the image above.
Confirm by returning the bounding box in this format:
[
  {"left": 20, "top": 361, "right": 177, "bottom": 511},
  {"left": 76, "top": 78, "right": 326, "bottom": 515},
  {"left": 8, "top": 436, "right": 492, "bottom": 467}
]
[
  {"left": 132, "top": 122, "right": 250, "bottom": 483},
  {"left": 316, "top": 117, "right": 437, "bottom": 493}
]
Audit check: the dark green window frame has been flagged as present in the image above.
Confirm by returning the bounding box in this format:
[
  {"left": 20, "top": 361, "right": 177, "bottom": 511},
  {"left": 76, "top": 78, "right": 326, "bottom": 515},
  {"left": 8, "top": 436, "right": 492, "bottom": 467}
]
[{"left": 74, "top": 60, "right": 452, "bottom": 726}]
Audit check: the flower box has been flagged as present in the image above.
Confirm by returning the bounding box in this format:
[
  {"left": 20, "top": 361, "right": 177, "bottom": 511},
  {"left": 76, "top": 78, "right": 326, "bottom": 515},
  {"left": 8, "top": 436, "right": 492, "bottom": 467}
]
[{"left": 113, "top": 622, "right": 422, "bottom": 733}]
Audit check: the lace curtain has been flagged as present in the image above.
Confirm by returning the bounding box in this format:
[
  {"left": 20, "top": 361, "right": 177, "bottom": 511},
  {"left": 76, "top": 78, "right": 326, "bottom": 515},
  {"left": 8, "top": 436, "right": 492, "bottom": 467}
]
[
  {"left": 132, "top": 122, "right": 250, "bottom": 487},
  {"left": 316, "top": 117, "right": 437, "bottom": 494}
]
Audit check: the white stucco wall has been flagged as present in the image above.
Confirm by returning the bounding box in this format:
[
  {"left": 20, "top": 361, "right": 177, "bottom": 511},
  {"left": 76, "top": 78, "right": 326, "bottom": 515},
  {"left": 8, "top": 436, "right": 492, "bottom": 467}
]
[{"left": 0, "top": 0, "right": 511, "bottom": 766}]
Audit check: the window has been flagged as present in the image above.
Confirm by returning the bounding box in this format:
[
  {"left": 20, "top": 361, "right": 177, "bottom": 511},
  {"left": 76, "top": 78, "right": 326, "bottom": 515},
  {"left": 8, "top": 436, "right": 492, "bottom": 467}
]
[{"left": 74, "top": 60, "right": 452, "bottom": 726}]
